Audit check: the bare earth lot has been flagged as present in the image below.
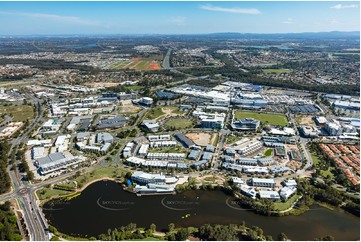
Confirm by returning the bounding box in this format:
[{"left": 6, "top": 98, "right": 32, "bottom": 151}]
[{"left": 186, "top": 133, "right": 211, "bottom": 146}]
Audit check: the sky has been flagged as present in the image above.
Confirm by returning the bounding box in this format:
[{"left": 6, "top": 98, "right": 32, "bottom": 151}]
[{"left": 0, "top": 1, "right": 359, "bottom": 35}]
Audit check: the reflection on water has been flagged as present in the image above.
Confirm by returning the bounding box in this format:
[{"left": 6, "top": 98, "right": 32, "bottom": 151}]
[{"left": 43, "top": 181, "right": 359, "bottom": 240}]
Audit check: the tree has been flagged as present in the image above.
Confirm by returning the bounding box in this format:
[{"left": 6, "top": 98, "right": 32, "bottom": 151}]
[
  {"left": 175, "top": 228, "right": 189, "bottom": 241},
  {"left": 168, "top": 223, "right": 175, "bottom": 232},
  {"left": 150, "top": 223, "right": 156, "bottom": 233},
  {"left": 277, "top": 232, "right": 288, "bottom": 241}
]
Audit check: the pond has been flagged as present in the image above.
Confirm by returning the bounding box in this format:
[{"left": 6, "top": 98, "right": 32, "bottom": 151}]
[{"left": 43, "top": 181, "right": 360, "bottom": 240}]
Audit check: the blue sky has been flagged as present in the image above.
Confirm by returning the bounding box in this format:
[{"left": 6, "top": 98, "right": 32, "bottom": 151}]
[{"left": 0, "top": 1, "right": 359, "bottom": 35}]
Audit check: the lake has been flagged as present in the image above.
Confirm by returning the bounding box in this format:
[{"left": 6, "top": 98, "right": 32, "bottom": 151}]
[{"left": 43, "top": 181, "right": 360, "bottom": 240}]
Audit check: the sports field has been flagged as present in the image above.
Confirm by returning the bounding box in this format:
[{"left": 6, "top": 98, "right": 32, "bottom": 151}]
[
  {"left": 109, "top": 57, "right": 161, "bottom": 70},
  {"left": 234, "top": 111, "right": 288, "bottom": 126}
]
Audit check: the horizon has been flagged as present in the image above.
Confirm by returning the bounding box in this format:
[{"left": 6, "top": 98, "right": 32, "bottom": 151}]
[
  {"left": 0, "top": 30, "right": 360, "bottom": 37},
  {"left": 0, "top": 1, "right": 359, "bottom": 35}
]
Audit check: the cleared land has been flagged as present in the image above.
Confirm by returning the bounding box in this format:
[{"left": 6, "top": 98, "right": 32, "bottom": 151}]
[
  {"left": 0, "top": 104, "right": 34, "bottom": 121},
  {"left": 119, "top": 100, "right": 142, "bottom": 114},
  {"left": 109, "top": 57, "right": 161, "bottom": 70},
  {"left": 164, "top": 118, "right": 194, "bottom": 130},
  {"left": 262, "top": 68, "right": 292, "bottom": 74},
  {"left": 186, "top": 133, "right": 211, "bottom": 146},
  {"left": 235, "top": 111, "right": 288, "bottom": 126},
  {"left": 296, "top": 115, "right": 315, "bottom": 126}
]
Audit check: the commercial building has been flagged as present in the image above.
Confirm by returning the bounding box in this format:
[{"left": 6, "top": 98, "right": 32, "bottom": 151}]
[
  {"left": 147, "top": 153, "right": 185, "bottom": 160},
  {"left": 150, "top": 141, "right": 177, "bottom": 148},
  {"left": 97, "top": 116, "right": 128, "bottom": 130},
  {"left": 141, "top": 120, "right": 160, "bottom": 132},
  {"left": 299, "top": 126, "right": 320, "bottom": 138},
  {"left": 31, "top": 147, "right": 45, "bottom": 159},
  {"left": 240, "top": 185, "right": 256, "bottom": 198},
  {"left": 123, "top": 142, "right": 135, "bottom": 158},
  {"left": 148, "top": 134, "right": 171, "bottom": 142},
  {"left": 231, "top": 118, "right": 260, "bottom": 131},
  {"left": 200, "top": 113, "right": 225, "bottom": 129},
  {"left": 251, "top": 178, "right": 276, "bottom": 188},
  {"left": 237, "top": 141, "right": 262, "bottom": 155},
  {"left": 131, "top": 171, "right": 166, "bottom": 185},
  {"left": 174, "top": 132, "right": 194, "bottom": 148},
  {"left": 325, "top": 122, "right": 342, "bottom": 136},
  {"left": 279, "top": 186, "right": 297, "bottom": 200},
  {"left": 314, "top": 116, "right": 328, "bottom": 126},
  {"left": 259, "top": 190, "right": 280, "bottom": 200},
  {"left": 138, "top": 97, "right": 153, "bottom": 106},
  {"left": 138, "top": 144, "right": 149, "bottom": 156},
  {"left": 35, "top": 152, "right": 81, "bottom": 175},
  {"left": 188, "top": 149, "right": 200, "bottom": 160},
  {"left": 333, "top": 100, "right": 360, "bottom": 110}
]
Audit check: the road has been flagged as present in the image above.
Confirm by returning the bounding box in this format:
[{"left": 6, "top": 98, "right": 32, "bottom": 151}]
[{"left": 3, "top": 94, "right": 50, "bottom": 241}]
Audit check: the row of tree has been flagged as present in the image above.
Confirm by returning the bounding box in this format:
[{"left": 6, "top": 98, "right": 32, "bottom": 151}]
[
  {"left": 0, "top": 201, "right": 23, "bottom": 240},
  {"left": 0, "top": 141, "right": 11, "bottom": 194}
]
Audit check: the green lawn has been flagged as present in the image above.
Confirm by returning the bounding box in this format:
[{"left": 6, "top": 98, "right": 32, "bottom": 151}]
[
  {"left": 274, "top": 194, "right": 301, "bottom": 211},
  {"left": 36, "top": 188, "right": 73, "bottom": 201},
  {"left": 37, "top": 166, "right": 127, "bottom": 201},
  {"left": 226, "top": 135, "right": 243, "bottom": 144},
  {"left": 234, "top": 111, "right": 288, "bottom": 126},
  {"left": 264, "top": 149, "right": 273, "bottom": 156},
  {"left": 310, "top": 152, "right": 321, "bottom": 166},
  {"left": 320, "top": 168, "right": 335, "bottom": 179},
  {"left": 262, "top": 68, "right": 292, "bottom": 74},
  {"left": 165, "top": 118, "right": 194, "bottom": 129},
  {"left": 0, "top": 104, "right": 34, "bottom": 121},
  {"left": 145, "top": 107, "right": 164, "bottom": 120}
]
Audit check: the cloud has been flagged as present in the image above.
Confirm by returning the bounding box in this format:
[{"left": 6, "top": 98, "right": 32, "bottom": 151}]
[
  {"left": 330, "top": 4, "right": 358, "bottom": 9},
  {"left": 282, "top": 18, "right": 293, "bottom": 24},
  {"left": 0, "top": 11, "right": 105, "bottom": 27},
  {"left": 200, "top": 4, "right": 261, "bottom": 15},
  {"left": 168, "top": 16, "right": 186, "bottom": 26}
]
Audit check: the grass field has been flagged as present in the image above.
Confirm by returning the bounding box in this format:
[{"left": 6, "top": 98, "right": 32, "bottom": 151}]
[
  {"left": 262, "top": 68, "right": 292, "bottom": 74},
  {"left": 165, "top": 118, "right": 194, "bottom": 129},
  {"left": 109, "top": 57, "right": 161, "bottom": 70},
  {"left": 234, "top": 111, "right": 288, "bottom": 126},
  {"left": 145, "top": 107, "right": 164, "bottom": 120},
  {"left": 310, "top": 152, "right": 321, "bottom": 166},
  {"left": 0, "top": 104, "right": 34, "bottom": 121}
]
